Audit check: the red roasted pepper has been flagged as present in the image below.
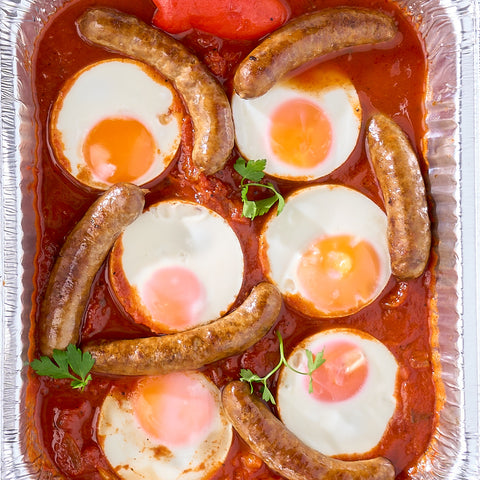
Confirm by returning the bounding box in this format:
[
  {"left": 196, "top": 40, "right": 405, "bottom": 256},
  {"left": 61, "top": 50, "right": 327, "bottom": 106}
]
[{"left": 151, "top": 0, "right": 290, "bottom": 40}]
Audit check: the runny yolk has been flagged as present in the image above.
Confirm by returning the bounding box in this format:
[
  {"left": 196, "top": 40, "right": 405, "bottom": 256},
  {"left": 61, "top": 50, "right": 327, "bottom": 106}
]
[
  {"left": 83, "top": 116, "right": 155, "bottom": 183},
  {"left": 133, "top": 373, "right": 216, "bottom": 447},
  {"left": 296, "top": 234, "right": 381, "bottom": 316},
  {"left": 269, "top": 98, "right": 332, "bottom": 168},
  {"left": 309, "top": 340, "right": 369, "bottom": 402},
  {"left": 142, "top": 265, "right": 206, "bottom": 332}
]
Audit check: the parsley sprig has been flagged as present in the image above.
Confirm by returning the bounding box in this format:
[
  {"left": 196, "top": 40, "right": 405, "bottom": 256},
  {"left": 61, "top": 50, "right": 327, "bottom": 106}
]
[
  {"left": 234, "top": 158, "right": 285, "bottom": 220},
  {"left": 30, "top": 344, "right": 95, "bottom": 391},
  {"left": 240, "top": 331, "right": 325, "bottom": 404}
]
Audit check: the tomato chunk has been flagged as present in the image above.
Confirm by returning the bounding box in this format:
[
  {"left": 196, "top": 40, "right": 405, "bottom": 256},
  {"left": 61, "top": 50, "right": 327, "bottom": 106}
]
[{"left": 152, "top": 0, "right": 290, "bottom": 40}]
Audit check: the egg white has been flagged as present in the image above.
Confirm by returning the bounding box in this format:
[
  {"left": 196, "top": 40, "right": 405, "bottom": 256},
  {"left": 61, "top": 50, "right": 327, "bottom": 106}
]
[
  {"left": 50, "top": 58, "right": 183, "bottom": 189},
  {"left": 98, "top": 372, "right": 233, "bottom": 480},
  {"left": 232, "top": 65, "right": 361, "bottom": 181},
  {"left": 259, "top": 184, "right": 391, "bottom": 317},
  {"left": 277, "top": 329, "right": 398, "bottom": 456},
  {"left": 109, "top": 200, "right": 244, "bottom": 332}
]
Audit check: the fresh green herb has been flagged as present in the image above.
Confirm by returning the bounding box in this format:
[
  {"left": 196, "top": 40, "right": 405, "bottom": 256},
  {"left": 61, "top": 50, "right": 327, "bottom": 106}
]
[
  {"left": 239, "top": 331, "right": 325, "bottom": 404},
  {"left": 234, "top": 157, "right": 285, "bottom": 220},
  {"left": 30, "top": 344, "right": 95, "bottom": 391}
]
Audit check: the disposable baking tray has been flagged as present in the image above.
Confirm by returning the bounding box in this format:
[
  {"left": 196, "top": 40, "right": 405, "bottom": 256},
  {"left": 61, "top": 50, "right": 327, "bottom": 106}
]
[{"left": 1, "top": 0, "right": 479, "bottom": 478}]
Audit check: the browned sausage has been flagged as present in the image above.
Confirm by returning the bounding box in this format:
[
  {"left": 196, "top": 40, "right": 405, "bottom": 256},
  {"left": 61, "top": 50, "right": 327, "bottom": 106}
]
[
  {"left": 38, "top": 183, "right": 145, "bottom": 356},
  {"left": 222, "top": 381, "right": 396, "bottom": 480},
  {"left": 84, "top": 282, "right": 282, "bottom": 375},
  {"left": 76, "top": 7, "right": 234, "bottom": 176},
  {"left": 366, "top": 113, "right": 431, "bottom": 279},
  {"left": 234, "top": 7, "right": 397, "bottom": 99}
]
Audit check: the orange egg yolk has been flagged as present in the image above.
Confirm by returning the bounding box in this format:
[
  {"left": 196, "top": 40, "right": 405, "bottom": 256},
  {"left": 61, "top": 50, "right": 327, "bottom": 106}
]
[
  {"left": 269, "top": 98, "right": 332, "bottom": 168},
  {"left": 296, "top": 234, "right": 381, "bottom": 315},
  {"left": 142, "top": 265, "right": 206, "bottom": 332},
  {"left": 83, "top": 116, "right": 155, "bottom": 184},
  {"left": 309, "top": 340, "right": 368, "bottom": 402},
  {"left": 133, "top": 373, "right": 216, "bottom": 447}
]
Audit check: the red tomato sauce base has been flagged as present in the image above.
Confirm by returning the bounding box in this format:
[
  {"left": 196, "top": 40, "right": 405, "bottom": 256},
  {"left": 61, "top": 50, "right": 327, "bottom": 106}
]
[{"left": 24, "top": 0, "right": 439, "bottom": 479}]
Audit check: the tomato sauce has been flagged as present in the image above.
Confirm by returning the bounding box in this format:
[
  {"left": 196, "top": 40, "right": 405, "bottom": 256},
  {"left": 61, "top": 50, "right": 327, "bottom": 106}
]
[{"left": 25, "top": 0, "right": 438, "bottom": 479}]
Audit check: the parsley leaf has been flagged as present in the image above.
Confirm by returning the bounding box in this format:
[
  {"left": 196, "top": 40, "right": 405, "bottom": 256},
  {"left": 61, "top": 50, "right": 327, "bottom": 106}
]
[
  {"left": 234, "top": 158, "right": 267, "bottom": 182},
  {"left": 66, "top": 343, "right": 95, "bottom": 380},
  {"left": 234, "top": 157, "right": 284, "bottom": 220},
  {"left": 260, "top": 385, "right": 276, "bottom": 404},
  {"left": 240, "top": 368, "right": 262, "bottom": 387},
  {"left": 239, "top": 331, "right": 325, "bottom": 404},
  {"left": 30, "top": 344, "right": 95, "bottom": 391},
  {"left": 305, "top": 348, "right": 326, "bottom": 393}
]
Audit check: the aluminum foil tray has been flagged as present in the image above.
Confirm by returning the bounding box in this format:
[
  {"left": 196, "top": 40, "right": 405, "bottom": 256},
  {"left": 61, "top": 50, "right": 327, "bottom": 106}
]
[{"left": 1, "top": 0, "right": 479, "bottom": 478}]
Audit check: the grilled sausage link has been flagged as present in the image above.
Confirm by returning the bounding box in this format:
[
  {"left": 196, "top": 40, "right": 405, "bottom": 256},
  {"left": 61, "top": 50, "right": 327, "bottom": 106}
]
[
  {"left": 38, "top": 183, "right": 145, "bottom": 356},
  {"left": 366, "top": 113, "right": 431, "bottom": 279},
  {"left": 234, "top": 7, "right": 397, "bottom": 99},
  {"left": 84, "top": 282, "right": 282, "bottom": 375},
  {"left": 222, "top": 381, "right": 396, "bottom": 480},
  {"left": 76, "top": 7, "right": 234, "bottom": 175}
]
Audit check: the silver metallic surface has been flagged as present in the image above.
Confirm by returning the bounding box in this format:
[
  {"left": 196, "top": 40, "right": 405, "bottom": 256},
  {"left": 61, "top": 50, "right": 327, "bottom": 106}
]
[{"left": 0, "top": 0, "right": 479, "bottom": 478}]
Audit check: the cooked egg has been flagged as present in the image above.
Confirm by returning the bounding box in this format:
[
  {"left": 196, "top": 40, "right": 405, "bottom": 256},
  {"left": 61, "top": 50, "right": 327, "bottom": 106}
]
[
  {"left": 277, "top": 329, "right": 398, "bottom": 456},
  {"left": 109, "top": 200, "right": 244, "bottom": 333},
  {"left": 260, "top": 184, "right": 391, "bottom": 317},
  {"left": 49, "top": 58, "right": 183, "bottom": 190},
  {"left": 98, "top": 371, "right": 233, "bottom": 480},
  {"left": 232, "top": 65, "right": 361, "bottom": 180}
]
